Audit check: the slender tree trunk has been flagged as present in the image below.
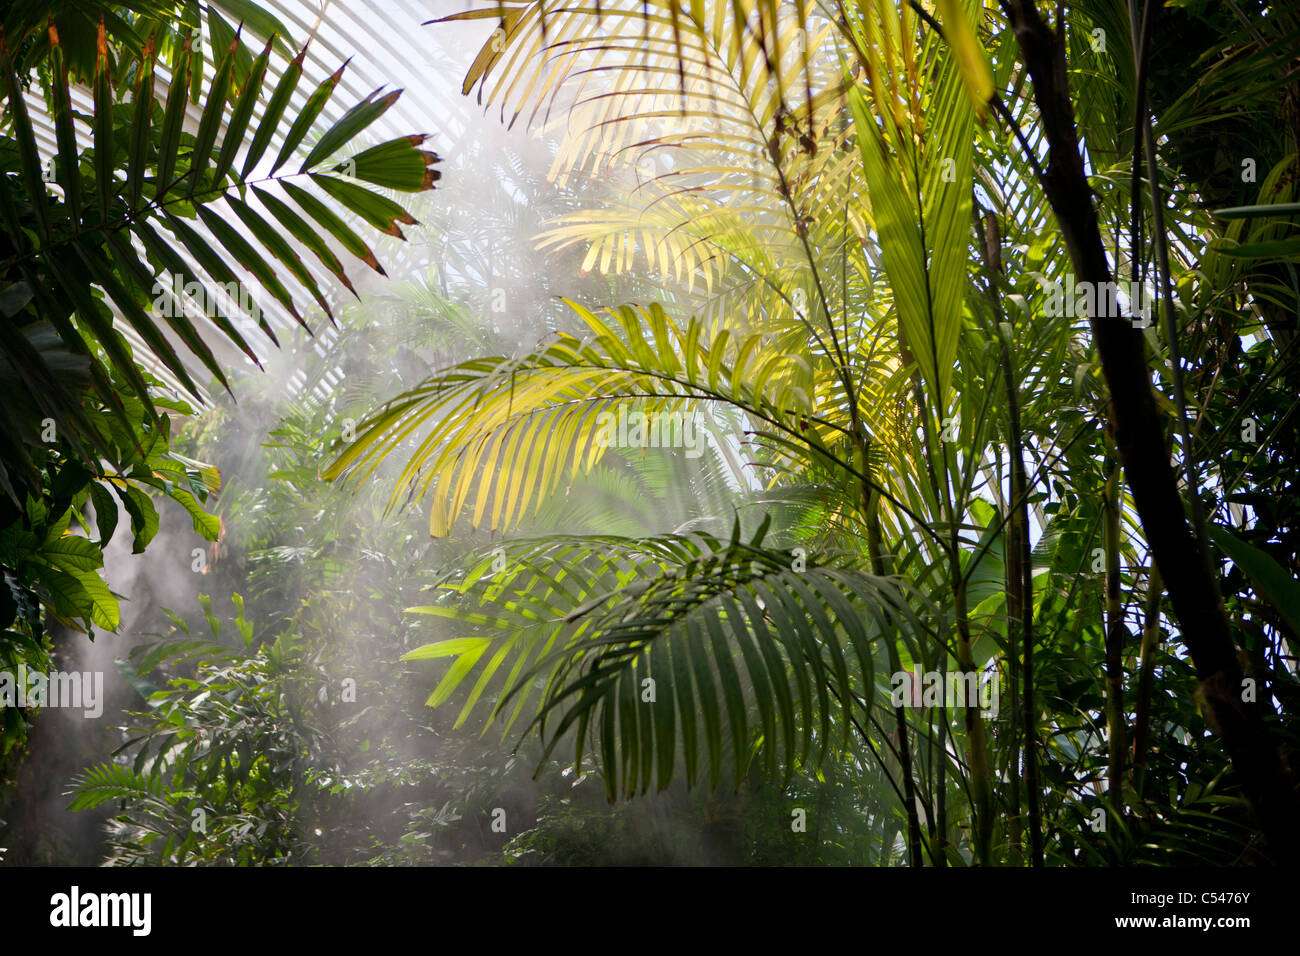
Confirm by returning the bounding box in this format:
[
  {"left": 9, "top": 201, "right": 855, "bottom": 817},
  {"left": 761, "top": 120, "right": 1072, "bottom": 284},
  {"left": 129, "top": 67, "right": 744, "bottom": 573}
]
[
  {"left": 1131, "top": 564, "right": 1162, "bottom": 797},
  {"left": 881, "top": 818, "right": 900, "bottom": 865},
  {"left": 858, "top": 436, "right": 924, "bottom": 867},
  {"left": 953, "top": 570, "right": 993, "bottom": 865},
  {"left": 935, "top": 705, "right": 948, "bottom": 866},
  {"left": 979, "top": 207, "right": 1042, "bottom": 866},
  {"left": 1103, "top": 462, "right": 1127, "bottom": 803},
  {"left": 1004, "top": 445, "right": 1024, "bottom": 865},
  {"left": 1001, "top": 341, "right": 1042, "bottom": 866}
]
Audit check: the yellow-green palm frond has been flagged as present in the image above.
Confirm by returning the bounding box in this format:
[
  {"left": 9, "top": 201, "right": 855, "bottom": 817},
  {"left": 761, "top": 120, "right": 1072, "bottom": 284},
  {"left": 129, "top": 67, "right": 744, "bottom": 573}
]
[
  {"left": 322, "top": 301, "right": 829, "bottom": 536},
  {"left": 436, "top": 1, "right": 828, "bottom": 152},
  {"left": 536, "top": 198, "right": 789, "bottom": 299},
  {"left": 433, "top": 2, "right": 859, "bottom": 319},
  {"left": 847, "top": 0, "right": 986, "bottom": 405}
]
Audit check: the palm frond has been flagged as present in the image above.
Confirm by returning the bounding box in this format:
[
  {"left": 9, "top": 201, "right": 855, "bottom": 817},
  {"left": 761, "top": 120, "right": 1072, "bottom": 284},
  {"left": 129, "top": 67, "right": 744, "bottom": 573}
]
[
  {"left": 846, "top": 1, "right": 981, "bottom": 404},
  {"left": 67, "top": 762, "right": 165, "bottom": 812},
  {"left": 403, "top": 517, "right": 928, "bottom": 798},
  {"left": 0, "top": 19, "right": 438, "bottom": 457},
  {"left": 324, "top": 301, "right": 823, "bottom": 535}
]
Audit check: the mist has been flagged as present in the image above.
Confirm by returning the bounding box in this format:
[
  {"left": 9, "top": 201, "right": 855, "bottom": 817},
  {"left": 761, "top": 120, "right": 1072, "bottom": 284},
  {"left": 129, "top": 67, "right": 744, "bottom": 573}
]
[
  {"left": 0, "top": 2, "right": 887, "bottom": 867},
  {"left": 12, "top": 0, "right": 1271, "bottom": 876}
]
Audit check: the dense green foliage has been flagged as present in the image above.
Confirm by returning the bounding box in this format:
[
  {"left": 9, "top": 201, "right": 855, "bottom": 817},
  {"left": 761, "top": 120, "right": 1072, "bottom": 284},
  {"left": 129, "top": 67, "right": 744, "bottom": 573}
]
[
  {"left": 0, "top": 0, "right": 436, "bottom": 757},
  {"left": 2, "top": 0, "right": 1298, "bottom": 867},
  {"left": 329, "top": 0, "right": 1300, "bottom": 865}
]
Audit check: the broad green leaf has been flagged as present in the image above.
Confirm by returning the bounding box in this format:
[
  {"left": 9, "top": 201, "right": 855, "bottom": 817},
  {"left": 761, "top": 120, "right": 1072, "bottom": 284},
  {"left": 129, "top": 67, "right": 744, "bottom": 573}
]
[{"left": 1211, "top": 526, "right": 1300, "bottom": 637}]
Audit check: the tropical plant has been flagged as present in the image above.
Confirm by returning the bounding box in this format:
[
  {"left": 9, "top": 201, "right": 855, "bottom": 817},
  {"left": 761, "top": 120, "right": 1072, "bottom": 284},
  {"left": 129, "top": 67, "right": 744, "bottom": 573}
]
[
  {"left": 0, "top": 1, "right": 439, "bottom": 751},
  {"left": 67, "top": 262, "right": 888, "bottom": 865},
  {"left": 328, "top": 0, "right": 1300, "bottom": 866}
]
